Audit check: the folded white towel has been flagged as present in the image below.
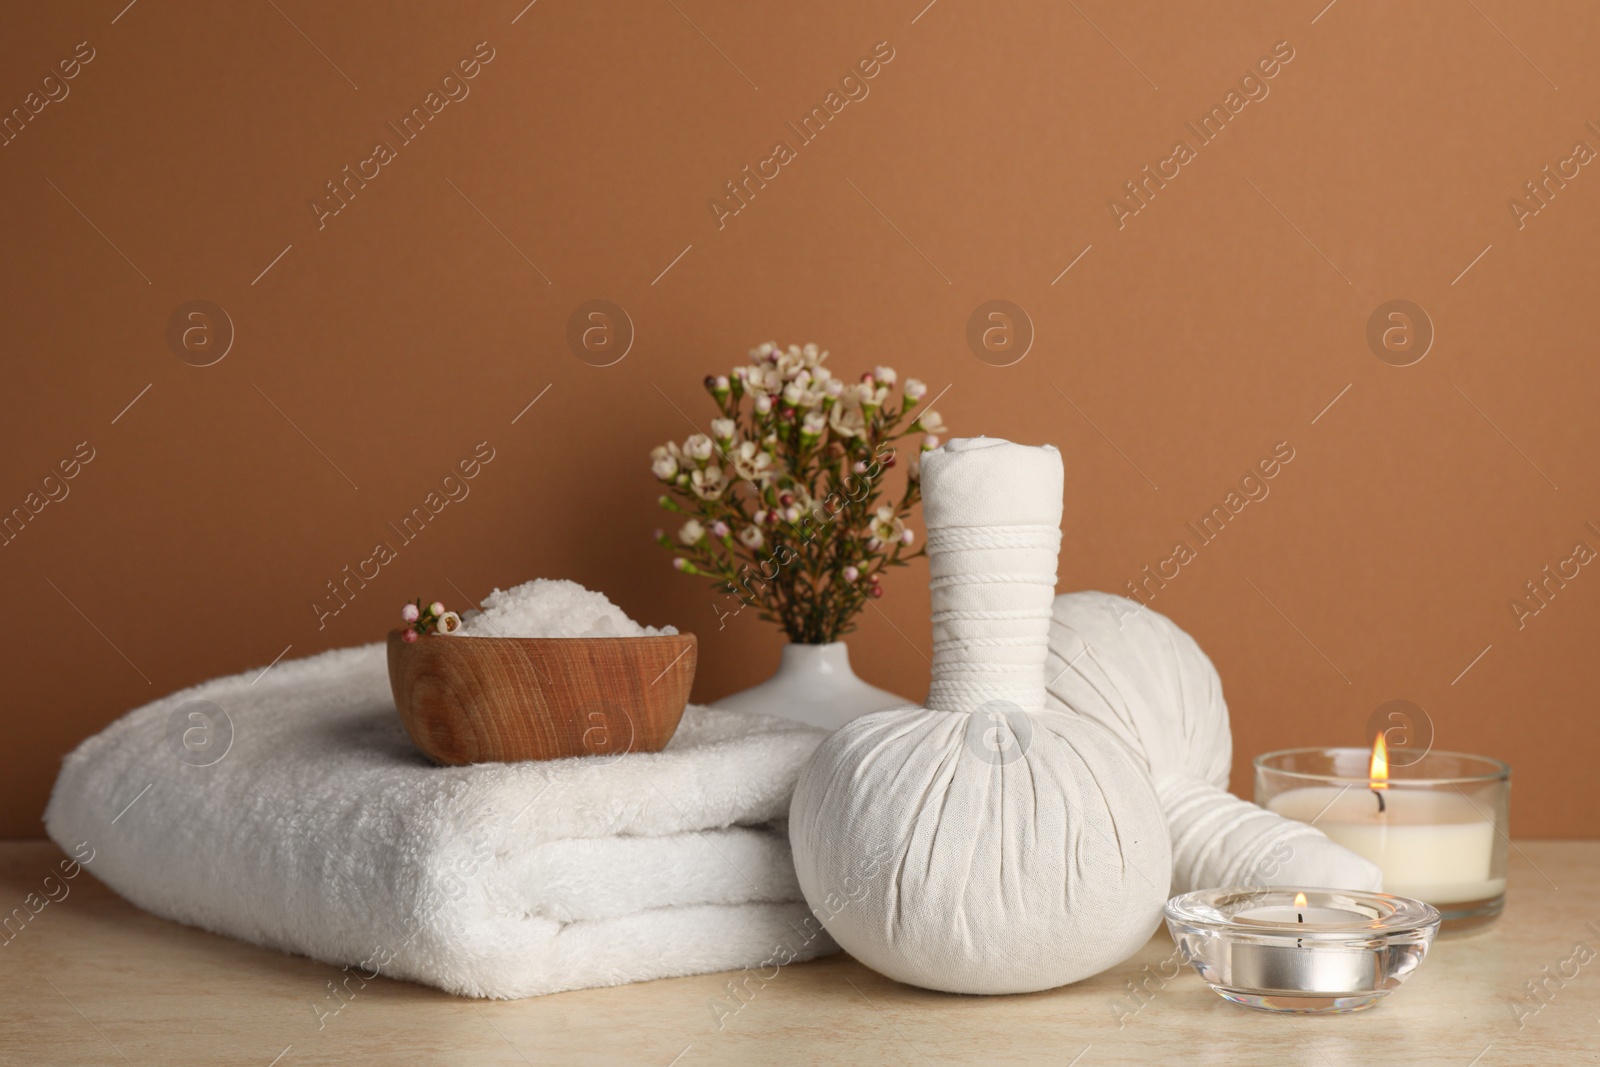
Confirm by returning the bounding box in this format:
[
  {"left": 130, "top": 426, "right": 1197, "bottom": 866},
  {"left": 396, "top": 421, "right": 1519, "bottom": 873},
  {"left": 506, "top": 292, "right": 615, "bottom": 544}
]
[{"left": 44, "top": 643, "right": 836, "bottom": 998}]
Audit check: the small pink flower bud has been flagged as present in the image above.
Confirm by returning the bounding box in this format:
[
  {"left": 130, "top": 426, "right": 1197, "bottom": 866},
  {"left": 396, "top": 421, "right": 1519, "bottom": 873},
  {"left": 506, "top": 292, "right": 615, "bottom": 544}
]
[
  {"left": 429, "top": 602, "right": 445, "bottom": 617},
  {"left": 401, "top": 603, "right": 420, "bottom": 623},
  {"left": 401, "top": 628, "right": 419, "bottom": 643},
  {"left": 843, "top": 566, "right": 860, "bottom": 582},
  {"left": 711, "top": 520, "right": 730, "bottom": 538}
]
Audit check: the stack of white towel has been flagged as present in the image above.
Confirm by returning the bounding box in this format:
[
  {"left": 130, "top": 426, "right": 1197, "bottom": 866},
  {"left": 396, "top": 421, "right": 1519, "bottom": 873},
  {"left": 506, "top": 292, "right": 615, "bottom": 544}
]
[{"left": 45, "top": 643, "right": 836, "bottom": 998}]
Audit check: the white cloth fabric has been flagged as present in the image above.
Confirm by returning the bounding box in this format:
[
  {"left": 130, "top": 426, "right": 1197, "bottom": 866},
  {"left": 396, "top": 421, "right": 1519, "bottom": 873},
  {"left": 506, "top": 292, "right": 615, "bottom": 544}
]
[
  {"left": 1043, "top": 591, "right": 1383, "bottom": 894},
  {"left": 44, "top": 643, "right": 837, "bottom": 999},
  {"left": 790, "top": 438, "right": 1171, "bottom": 994}
]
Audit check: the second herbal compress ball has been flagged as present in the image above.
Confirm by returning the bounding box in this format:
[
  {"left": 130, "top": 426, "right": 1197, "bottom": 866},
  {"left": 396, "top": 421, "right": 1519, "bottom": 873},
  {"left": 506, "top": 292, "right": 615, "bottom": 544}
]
[
  {"left": 789, "top": 439, "right": 1171, "bottom": 994},
  {"left": 1044, "top": 591, "right": 1383, "bottom": 895}
]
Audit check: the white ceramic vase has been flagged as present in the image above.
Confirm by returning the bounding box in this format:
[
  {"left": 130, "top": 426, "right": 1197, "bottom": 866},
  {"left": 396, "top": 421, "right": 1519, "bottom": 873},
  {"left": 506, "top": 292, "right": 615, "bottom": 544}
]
[{"left": 711, "top": 642, "right": 909, "bottom": 731}]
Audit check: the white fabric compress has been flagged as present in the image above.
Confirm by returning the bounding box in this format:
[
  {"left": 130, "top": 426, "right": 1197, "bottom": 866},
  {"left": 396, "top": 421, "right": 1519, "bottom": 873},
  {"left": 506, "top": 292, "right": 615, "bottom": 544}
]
[
  {"left": 789, "top": 438, "right": 1171, "bottom": 994},
  {"left": 1044, "top": 591, "right": 1383, "bottom": 895}
]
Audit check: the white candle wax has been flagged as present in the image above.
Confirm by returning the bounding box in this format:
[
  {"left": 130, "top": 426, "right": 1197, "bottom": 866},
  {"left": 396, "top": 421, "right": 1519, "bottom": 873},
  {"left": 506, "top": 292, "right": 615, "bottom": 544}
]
[
  {"left": 1234, "top": 904, "right": 1363, "bottom": 925},
  {"left": 1267, "top": 787, "right": 1503, "bottom": 905}
]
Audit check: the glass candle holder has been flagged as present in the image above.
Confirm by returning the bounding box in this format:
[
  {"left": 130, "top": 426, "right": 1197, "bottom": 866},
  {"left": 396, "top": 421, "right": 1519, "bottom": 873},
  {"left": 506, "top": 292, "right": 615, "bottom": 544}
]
[
  {"left": 1254, "top": 748, "right": 1510, "bottom": 932},
  {"left": 1165, "top": 887, "right": 1440, "bottom": 1013}
]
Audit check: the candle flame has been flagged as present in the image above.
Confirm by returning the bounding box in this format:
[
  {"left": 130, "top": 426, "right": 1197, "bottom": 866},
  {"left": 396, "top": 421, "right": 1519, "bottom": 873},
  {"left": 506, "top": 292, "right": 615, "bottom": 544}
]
[
  {"left": 1370, "top": 732, "right": 1389, "bottom": 791},
  {"left": 1294, "top": 892, "right": 1307, "bottom": 908}
]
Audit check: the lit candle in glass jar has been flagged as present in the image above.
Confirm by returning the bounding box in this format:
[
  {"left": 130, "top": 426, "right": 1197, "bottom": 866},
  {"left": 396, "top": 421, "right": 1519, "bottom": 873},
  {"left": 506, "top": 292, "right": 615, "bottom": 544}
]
[{"left": 1255, "top": 742, "right": 1510, "bottom": 930}]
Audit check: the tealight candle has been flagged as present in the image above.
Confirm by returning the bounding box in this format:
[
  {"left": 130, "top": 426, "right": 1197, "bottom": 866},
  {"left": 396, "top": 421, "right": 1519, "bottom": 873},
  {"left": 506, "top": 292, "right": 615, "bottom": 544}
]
[
  {"left": 1255, "top": 743, "right": 1510, "bottom": 931},
  {"left": 1165, "top": 887, "right": 1440, "bottom": 1014},
  {"left": 1234, "top": 898, "right": 1366, "bottom": 926}
]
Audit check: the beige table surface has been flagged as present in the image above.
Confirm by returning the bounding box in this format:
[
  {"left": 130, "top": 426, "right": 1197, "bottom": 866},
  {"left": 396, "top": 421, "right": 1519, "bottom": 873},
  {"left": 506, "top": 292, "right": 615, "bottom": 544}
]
[{"left": 1, "top": 839, "right": 1596, "bottom": 1066}]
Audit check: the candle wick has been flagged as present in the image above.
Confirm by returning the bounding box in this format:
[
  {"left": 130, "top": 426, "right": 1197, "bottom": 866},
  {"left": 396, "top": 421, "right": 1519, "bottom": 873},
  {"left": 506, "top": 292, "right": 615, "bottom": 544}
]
[
  {"left": 1297, "top": 912, "right": 1303, "bottom": 923},
  {"left": 1373, "top": 789, "right": 1386, "bottom": 814}
]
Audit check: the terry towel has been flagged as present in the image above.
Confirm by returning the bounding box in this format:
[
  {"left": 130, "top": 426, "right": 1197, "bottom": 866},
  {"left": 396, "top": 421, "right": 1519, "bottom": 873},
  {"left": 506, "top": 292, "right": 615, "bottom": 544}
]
[{"left": 44, "top": 643, "right": 837, "bottom": 998}]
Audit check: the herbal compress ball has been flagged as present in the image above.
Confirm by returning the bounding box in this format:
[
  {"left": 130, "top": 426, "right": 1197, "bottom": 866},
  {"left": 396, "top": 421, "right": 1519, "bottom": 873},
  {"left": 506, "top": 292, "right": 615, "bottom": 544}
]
[
  {"left": 789, "top": 439, "right": 1171, "bottom": 995},
  {"left": 1044, "top": 591, "right": 1383, "bottom": 895}
]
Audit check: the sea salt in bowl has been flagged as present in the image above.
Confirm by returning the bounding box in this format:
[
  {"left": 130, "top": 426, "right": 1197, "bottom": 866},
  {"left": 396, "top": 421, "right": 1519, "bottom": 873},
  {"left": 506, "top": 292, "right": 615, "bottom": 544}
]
[{"left": 386, "top": 580, "right": 694, "bottom": 765}]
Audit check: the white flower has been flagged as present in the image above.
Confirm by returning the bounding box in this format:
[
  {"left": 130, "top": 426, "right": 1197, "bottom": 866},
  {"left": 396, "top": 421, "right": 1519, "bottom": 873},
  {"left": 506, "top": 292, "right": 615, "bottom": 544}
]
[
  {"left": 915, "top": 409, "right": 946, "bottom": 435},
  {"left": 746, "top": 363, "right": 782, "bottom": 393},
  {"left": 869, "top": 505, "right": 904, "bottom": 546},
  {"left": 738, "top": 526, "right": 764, "bottom": 549},
  {"left": 732, "top": 441, "right": 774, "bottom": 482},
  {"left": 679, "top": 519, "right": 705, "bottom": 545},
  {"left": 434, "top": 611, "right": 462, "bottom": 635},
  {"left": 824, "top": 378, "right": 845, "bottom": 398},
  {"left": 828, "top": 403, "right": 865, "bottom": 438},
  {"left": 904, "top": 378, "right": 927, "bottom": 401},
  {"left": 801, "top": 411, "right": 827, "bottom": 437},
  {"left": 651, "top": 453, "right": 678, "bottom": 480},
  {"left": 850, "top": 381, "right": 889, "bottom": 409},
  {"left": 873, "top": 365, "right": 897, "bottom": 385},
  {"left": 754, "top": 395, "right": 773, "bottom": 414},
  {"left": 697, "top": 465, "right": 730, "bottom": 497},
  {"left": 710, "top": 418, "right": 736, "bottom": 442},
  {"left": 775, "top": 347, "right": 807, "bottom": 379},
  {"left": 690, "top": 466, "right": 727, "bottom": 499},
  {"left": 683, "top": 434, "right": 715, "bottom": 462}
]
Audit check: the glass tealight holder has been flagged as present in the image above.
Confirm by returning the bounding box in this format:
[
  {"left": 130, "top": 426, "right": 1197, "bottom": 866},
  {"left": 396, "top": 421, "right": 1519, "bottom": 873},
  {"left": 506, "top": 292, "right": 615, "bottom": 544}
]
[
  {"left": 1164, "top": 887, "right": 1440, "bottom": 1013},
  {"left": 1254, "top": 748, "right": 1510, "bottom": 932}
]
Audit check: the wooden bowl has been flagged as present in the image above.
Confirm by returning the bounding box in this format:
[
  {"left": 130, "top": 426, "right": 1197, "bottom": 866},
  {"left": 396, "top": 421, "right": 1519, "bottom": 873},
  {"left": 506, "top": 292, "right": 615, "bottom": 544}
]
[{"left": 386, "top": 630, "right": 696, "bottom": 765}]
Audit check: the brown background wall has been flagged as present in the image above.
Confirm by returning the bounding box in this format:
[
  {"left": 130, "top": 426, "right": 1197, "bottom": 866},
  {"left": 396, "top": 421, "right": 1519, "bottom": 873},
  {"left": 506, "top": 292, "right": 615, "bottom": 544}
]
[{"left": 3, "top": 1, "right": 1596, "bottom": 838}]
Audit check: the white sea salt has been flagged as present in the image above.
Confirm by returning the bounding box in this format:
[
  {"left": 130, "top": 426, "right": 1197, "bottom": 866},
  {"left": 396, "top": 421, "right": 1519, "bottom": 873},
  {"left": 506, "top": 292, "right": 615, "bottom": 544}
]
[{"left": 456, "top": 579, "right": 677, "bottom": 639}]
